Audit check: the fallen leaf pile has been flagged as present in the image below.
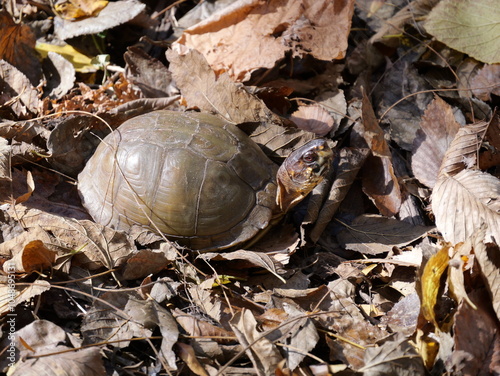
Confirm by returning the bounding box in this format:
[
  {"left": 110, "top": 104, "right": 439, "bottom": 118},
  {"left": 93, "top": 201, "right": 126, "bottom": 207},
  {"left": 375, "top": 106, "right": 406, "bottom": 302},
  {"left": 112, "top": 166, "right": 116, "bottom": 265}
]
[{"left": 0, "top": 0, "right": 499, "bottom": 375}]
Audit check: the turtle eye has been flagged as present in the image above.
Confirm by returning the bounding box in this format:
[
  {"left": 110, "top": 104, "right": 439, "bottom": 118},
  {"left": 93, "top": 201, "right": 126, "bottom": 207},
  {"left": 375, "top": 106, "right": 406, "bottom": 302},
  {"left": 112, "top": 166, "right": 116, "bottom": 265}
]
[{"left": 302, "top": 151, "right": 317, "bottom": 163}]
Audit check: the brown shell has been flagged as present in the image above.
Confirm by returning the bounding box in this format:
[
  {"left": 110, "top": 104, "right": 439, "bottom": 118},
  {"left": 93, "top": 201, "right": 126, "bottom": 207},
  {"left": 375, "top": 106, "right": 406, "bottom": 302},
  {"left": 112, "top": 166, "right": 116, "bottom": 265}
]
[{"left": 78, "top": 111, "right": 278, "bottom": 251}]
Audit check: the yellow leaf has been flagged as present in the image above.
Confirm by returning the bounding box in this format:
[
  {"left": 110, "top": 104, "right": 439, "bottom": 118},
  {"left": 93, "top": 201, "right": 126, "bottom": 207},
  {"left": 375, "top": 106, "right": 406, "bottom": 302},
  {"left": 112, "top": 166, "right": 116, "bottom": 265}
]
[
  {"left": 35, "top": 42, "right": 97, "bottom": 73},
  {"left": 420, "top": 244, "right": 450, "bottom": 328},
  {"left": 54, "top": 0, "right": 108, "bottom": 20}
]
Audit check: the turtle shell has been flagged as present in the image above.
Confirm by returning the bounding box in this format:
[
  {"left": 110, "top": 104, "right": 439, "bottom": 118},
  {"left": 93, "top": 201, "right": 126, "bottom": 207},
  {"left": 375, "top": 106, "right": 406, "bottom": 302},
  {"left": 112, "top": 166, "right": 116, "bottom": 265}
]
[{"left": 78, "top": 110, "right": 278, "bottom": 250}]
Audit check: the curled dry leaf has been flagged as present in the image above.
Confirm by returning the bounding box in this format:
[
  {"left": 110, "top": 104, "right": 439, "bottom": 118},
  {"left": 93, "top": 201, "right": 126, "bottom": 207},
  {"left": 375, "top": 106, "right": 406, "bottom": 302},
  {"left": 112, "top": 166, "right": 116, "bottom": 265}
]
[
  {"left": 361, "top": 92, "right": 402, "bottom": 216},
  {"left": 175, "top": 0, "right": 355, "bottom": 81},
  {"left": 431, "top": 169, "right": 500, "bottom": 245},
  {"left": 0, "top": 60, "right": 41, "bottom": 117},
  {"left": 43, "top": 51, "right": 76, "bottom": 99},
  {"left": 198, "top": 250, "right": 286, "bottom": 283},
  {"left": 411, "top": 96, "right": 461, "bottom": 188}
]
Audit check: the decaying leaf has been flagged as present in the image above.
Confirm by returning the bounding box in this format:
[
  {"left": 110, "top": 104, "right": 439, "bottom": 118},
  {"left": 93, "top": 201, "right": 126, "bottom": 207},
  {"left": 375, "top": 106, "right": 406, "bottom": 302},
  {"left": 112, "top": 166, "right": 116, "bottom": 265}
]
[
  {"left": 431, "top": 169, "right": 500, "bottom": 245},
  {"left": 175, "top": 0, "right": 355, "bottom": 81},
  {"left": 425, "top": 0, "right": 500, "bottom": 64},
  {"left": 411, "top": 96, "right": 461, "bottom": 188},
  {"left": 0, "top": 60, "right": 41, "bottom": 117},
  {"left": 290, "top": 104, "right": 335, "bottom": 136},
  {"left": 53, "top": 0, "right": 108, "bottom": 20}
]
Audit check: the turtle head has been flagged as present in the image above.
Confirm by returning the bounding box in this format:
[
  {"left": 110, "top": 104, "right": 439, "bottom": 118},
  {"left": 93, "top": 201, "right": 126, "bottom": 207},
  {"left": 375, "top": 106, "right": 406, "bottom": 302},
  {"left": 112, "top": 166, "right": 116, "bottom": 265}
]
[{"left": 276, "top": 139, "right": 334, "bottom": 213}]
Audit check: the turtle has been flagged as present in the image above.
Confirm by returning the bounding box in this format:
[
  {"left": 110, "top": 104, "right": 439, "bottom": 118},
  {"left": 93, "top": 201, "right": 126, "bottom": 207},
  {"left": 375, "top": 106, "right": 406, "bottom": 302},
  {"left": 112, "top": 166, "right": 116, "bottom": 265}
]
[{"left": 78, "top": 110, "right": 333, "bottom": 251}]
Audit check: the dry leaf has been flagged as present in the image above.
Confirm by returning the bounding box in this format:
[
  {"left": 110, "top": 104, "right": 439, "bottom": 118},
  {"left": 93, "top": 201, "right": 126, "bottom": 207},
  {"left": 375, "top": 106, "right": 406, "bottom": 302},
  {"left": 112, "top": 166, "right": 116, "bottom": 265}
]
[
  {"left": 0, "top": 136, "right": 10, "bottom": 180},
  {"left": 472, "top": 64, "right": 500, "bottom": 101},
  {"left": 425, "top": 0, "right": 500, "bottom": 64},
  {"left": 420, "top": 244, "right": 450, "bottom": 328},
  {"left": 0, "top": 279, "right": 50, "bottom": 315},
  {"left": 361, "top": 92, "right": 402, "bottom": 216},
  {"left": 337, "top": 214, "right": 432, "bottom": 255},
  {"left": 54, "top": 0, "right": 145, "bottom": 40},
  {"left": 54, "top": 0, "right": 108, "bottom": 20},
  {"left": 310, "top": 147, "right": 369, "bottom": 242},
  {"left": 0, "top": 11, "right": 41, "bottom": 85},
  {"left": 360, "top": 333, "right": 426, "bottom": 376},
  {"left": 290, "top": 104, "right": 335, "bottom": 136},
  {"left": 438, "top": 121, "right": 489, "bottom": 179},
  {"left": 411, "top": 96, "right": 461, "bottom": 188},
  {"left": 175, "top": 0, "right": 355, "bottom": 81},
  {"left": 229, "top": 309, "right": 283, "bottom": 376},
  {"left": 431, "top": 169, "right": 500, "bottom": 245},
  {"left": 473, "top": 230, "right": 500, "bottom": 322}
]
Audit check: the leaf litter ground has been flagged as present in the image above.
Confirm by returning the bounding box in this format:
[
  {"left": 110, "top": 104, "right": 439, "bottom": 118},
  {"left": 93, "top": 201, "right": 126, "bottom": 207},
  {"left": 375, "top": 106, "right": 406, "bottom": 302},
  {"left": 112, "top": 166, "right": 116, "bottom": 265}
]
[{"left": 0, "top": 0, "right": 499, "bottom": 375}]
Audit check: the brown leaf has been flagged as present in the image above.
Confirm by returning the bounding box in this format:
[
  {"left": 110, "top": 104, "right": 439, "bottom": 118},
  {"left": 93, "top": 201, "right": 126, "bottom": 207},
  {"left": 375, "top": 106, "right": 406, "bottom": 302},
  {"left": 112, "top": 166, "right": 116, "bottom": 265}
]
[
  {"left": 474, "top": 230, "right": 500, "bottom": 322},
  {"left": 361, "top": 92, "right": 402, "bottom": 216},
  {"left": 229, "top": 309, "right": 283, "bottom": 376},
  {"left": 337, "top": 214, "right": 432, "bottom": 255},
  {"left": 175, "top": 0, "right": 354, "bottom": 81},
  {"left": 21, "top": 240, "right": 56, "bottom": 273},
  {"left": 420, "top": 244, "right": 450, "bottom": 328},
  {"left": 431, "top": 169, "right": 500, "bottom": 244},
  {"left": 451, "top": 289, "right": 499, "bottom": 375},
  {"left": 411, "top": 96, "right": 461, "bottom": 188},
  {"left": 0, "top": 11, "right": 41, "bottom": 86},
  {"left": 120, "top": 249, "right": 171, "bottom": 280}
]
